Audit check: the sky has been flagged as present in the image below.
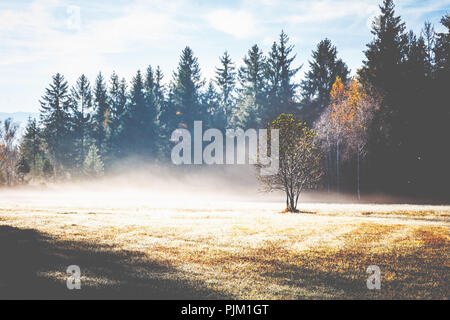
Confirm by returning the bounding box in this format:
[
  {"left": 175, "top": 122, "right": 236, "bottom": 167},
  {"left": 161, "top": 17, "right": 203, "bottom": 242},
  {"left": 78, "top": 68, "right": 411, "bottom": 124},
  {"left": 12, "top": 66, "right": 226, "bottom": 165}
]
[{"left": 0, "top": 0, "right": 448, "bottom": 113}]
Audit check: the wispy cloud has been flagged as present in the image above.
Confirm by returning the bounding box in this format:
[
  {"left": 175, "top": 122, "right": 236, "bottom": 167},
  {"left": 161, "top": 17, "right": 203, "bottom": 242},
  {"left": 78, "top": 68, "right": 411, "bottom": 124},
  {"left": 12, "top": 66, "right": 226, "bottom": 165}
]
[{"left": 205, "top": 9, "right": 259, "bottom": 39}]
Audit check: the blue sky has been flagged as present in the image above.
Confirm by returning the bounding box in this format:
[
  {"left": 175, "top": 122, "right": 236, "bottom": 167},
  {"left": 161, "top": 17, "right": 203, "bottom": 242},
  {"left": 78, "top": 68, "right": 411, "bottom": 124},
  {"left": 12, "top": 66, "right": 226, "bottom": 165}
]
[{"left": 0, "top": 0, "right": 448, "bottom": 113}]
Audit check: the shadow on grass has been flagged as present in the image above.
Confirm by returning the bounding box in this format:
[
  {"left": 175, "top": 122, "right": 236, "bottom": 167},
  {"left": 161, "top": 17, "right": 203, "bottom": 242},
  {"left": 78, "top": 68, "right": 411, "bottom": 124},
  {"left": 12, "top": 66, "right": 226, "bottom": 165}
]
[{"left": 0, "top": 225, "right": 228, "bottom": 299}]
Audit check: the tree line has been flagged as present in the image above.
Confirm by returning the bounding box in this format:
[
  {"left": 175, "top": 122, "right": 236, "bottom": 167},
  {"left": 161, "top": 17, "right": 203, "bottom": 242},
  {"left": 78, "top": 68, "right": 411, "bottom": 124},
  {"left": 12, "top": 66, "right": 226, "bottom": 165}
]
[{"left": 1, "top": 0, "right": 448, "bottom": 200}]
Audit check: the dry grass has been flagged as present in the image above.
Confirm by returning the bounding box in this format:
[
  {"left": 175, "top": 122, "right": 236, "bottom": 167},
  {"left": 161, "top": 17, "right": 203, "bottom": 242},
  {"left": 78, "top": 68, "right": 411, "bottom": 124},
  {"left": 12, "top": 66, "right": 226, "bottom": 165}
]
[{"left": 0, "top": 192, "right": 448, "bottom": 299}]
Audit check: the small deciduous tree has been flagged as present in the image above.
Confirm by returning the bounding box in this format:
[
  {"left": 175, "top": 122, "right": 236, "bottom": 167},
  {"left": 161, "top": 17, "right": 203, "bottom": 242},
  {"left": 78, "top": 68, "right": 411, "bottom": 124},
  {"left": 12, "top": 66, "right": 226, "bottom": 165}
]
[
  {"left": 257, "top": 114, "right": 322, "bottom": 212},
  {"left": 0, "top": 118, "right": 19, "bottom": 185}
]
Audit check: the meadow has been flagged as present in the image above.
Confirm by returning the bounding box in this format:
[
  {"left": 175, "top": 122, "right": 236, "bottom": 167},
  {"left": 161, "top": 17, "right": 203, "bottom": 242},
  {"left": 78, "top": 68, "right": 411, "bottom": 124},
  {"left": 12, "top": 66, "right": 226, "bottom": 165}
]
[{"left": 0, "top": 183, "right": 448, "bottom": 299}]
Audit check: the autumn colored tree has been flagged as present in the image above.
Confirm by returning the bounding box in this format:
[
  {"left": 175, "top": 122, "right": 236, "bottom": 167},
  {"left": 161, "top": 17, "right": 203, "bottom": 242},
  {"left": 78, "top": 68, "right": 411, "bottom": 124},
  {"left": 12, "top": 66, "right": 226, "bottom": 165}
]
[
  {"left": 328, "top": 76, "right": 355, "bottom": 191},
  {"left": 345, "top": 80, "right": 377, "bottom": 199}
]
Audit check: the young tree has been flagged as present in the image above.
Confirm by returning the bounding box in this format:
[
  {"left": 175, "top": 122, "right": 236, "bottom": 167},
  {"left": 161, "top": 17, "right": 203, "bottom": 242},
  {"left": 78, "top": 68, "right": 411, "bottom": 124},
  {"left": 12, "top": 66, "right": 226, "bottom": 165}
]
[
  {"left": 257, "top": 114, "right": 322, "bottom": 212},
  {"left": 16, "top": 156, "right": 30, "bottom": 183},
  {"left": 40, "top": 73, "right": 72, "bottom": 173},
  {"left": 83, "top": 145, "right": 104, "bottom": 178}
]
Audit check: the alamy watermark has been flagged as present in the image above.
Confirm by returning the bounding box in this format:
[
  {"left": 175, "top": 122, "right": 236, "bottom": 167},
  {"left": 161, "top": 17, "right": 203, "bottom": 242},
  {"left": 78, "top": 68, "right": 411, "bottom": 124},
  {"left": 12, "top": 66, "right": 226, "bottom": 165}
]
[
  {"left": 66, "top": 265, "right": 81, "bottom": 290},
  {"left": 170, "top": 121, "right": 279, "bottom": 175},
  {"left": 366, "top": 265, "right": 381, "bottom": 290}
]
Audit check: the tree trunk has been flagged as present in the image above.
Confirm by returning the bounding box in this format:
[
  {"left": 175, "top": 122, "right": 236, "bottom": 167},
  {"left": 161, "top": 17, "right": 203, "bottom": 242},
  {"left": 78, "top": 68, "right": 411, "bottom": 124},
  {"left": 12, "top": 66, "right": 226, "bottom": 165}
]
[
  {"left": 326, "top": 150, "right": 331, "bottom": 192},
  {"left": 289, "top": 196, "right": 295, "bottom": 212},
  {"left": 336, "top": 139, "right": 340, "bottom": 193},
  {"left": 357, "top": 150, "right": 360, "bottom": 200}
]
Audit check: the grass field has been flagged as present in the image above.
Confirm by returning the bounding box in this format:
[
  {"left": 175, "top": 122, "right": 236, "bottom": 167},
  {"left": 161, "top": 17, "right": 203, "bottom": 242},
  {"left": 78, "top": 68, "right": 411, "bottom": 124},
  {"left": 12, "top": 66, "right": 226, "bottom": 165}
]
[{"left": 0, "top": 186, "right": 448, "bottom": 299}]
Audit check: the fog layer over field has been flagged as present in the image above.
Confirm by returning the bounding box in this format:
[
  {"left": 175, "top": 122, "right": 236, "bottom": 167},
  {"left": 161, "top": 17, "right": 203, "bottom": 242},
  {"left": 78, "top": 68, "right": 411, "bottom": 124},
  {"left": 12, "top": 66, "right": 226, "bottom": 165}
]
[{"left": 1, "top": 165, "right": 448, "bottom": 212}]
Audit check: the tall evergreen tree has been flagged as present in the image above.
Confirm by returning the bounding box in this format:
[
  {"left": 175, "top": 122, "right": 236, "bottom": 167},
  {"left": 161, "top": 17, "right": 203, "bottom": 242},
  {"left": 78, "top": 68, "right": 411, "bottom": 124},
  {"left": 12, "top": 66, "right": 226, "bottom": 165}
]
[
  {"left": 70, "top": 74, "right": 93, "bottom": 168},
  {"left": 235, "top": 44, "right": 266, "bottom": 128},
  {"left": 358, "top": 0, "right": 408, "bottom": 193},
  {"left": 39, "top": 73, "right": 72, "bottom": 172},
  {"left": 171, "top": 46, "right": 205, "bottom": 130},
  {"left": 300, "top": 38, "right": 349, "bottom": 123},
  {"left": 429, "top": 14, "right": 450, "bottom": 198},
  {"left": 153, "top": 66, "right": 165, "bottom": 117},
  {"left": 215, "top": 51, "right": 236, "bottom": 128},
  {"left": 422, "top": 21, "right": 435, "bottom": 77},
  {"left": 121, "top": 70, "right": 157, "bottom": 157},
  {"left": 92, "top": 72, "right": 110, "bottom": 157},
  {"left": 264, "top": 31, "right": 301, "bottom": 121},
  {"left": 201, "top": 81, "right": 221, "bottom": 128},
  {"left": 108, "top": 72, "right": 128, "bottom": 159}
]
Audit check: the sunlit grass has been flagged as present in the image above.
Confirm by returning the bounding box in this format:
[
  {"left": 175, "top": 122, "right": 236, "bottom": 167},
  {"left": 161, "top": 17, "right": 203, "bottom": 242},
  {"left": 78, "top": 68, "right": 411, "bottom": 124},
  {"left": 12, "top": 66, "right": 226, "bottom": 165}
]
[{"left": 0, "top": 192, "right": 448, "bottom": 299}]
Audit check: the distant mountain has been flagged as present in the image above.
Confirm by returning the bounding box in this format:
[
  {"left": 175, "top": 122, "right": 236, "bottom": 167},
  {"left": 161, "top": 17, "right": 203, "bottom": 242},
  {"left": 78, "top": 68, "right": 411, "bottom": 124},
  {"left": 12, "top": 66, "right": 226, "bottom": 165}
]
[{"left": 0, "top": 112, "right": 39, "bottom": 137}]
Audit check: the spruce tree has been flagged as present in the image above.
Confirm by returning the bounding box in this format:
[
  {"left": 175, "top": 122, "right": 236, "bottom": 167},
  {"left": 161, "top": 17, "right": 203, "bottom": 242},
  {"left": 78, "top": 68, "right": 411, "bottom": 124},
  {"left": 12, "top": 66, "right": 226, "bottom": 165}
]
[
  {"left": 70, "top": 74, "right": 93, "bottom": 168},
  {"left": 108, "top": 72, "right": 128, "bottom": 160},
  {"left": 201, "top": 81, "right": 222, "bottom": 128},
  {"left": 235, "top": 44, "right": 266, "bottom": 128},
  {"left": 92, "top": 72, "right": 110, "bottom": 157},
  {"left": 121, "top": 70, "right": 157, "bottom": 157},
  {"left": 171, "top": 46, "right": 205, "bottom": 130},
  {"left": 300, "top": 38, "right": 349, "bottom": 122},
  {"left": 264, "top": 31, "right": 301, "bottom": 121},
  {"left": 215, "top": 51, "right": 236, "bottom": 128},
  {"left": 358, "top": 0, "right": 408, "bottom": 193},
  {"left": 20, "top": 117, "right": 42, "bottom": 172},
  {"left": 39, "top": 73, "right": 72, "bottom": 172}
]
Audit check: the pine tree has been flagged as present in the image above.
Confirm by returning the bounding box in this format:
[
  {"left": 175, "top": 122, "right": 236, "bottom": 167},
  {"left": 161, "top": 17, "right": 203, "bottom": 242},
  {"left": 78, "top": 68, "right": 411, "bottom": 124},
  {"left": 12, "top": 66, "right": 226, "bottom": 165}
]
[
  {"left": 422, "top": 21, "right": 435, "bottom": 77},
  {"left": 429, "top": 14, "right": 450, "bottom": 198},
  {"left": 108, "top": 72, "right": 128, "bottom": 160},
  {"left": 92, "top": 72, "right": 110, "bottom": 157},
  {"left": 358, "top": 0, "right": 408, "bottom": 193},
  {"left": 121, "top": 70, "right": 157, "bottom": 157},
  {"left": 201, "top": 81, "right": 221, "bottom": 128},
  {"left": 301, "top": 38, "right": 349, "bottom": 122},
  {"left": 264, "top": 31, "right": 301, "bottom": 121},
  {"left": 171, "top": 46, "right": 205, "bottom": 130},
  {"left": 434, "top": 14, "right": 449, "bottom": 76},
  {"left": 20, "top": 117, "right": 42, "bottom": 172},
  {"left": 215, "top": 51, "right": 236, "bottom": 128},
  {"left": 235, "top": 44, "right": 266, "bottom": 128},
  {"left": 39, "top": 73, "right": 72, "bottom": 172},
  {"left": 70, "top": 74, "right": 93, "bottom": 168}
]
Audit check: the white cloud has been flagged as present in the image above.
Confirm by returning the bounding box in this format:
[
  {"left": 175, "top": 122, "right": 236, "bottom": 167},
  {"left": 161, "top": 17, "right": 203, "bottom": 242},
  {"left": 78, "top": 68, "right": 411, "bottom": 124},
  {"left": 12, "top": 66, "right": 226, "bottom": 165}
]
[{"left": 205, "top": 9, "right": 259, "bottom": 39}]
